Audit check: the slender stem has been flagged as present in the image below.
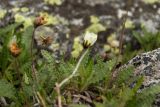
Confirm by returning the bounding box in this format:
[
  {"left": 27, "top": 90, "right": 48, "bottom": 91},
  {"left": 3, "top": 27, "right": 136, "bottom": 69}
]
[
  {"left": 36, "top": 91, "right": 47, "bottom": 107},
  {"left": 14, "top": 58, "right": 21, "bottom": 84},
  {"left": 30, "top": 27, "right": 40, "bottom": 106},
  {"left": 119, "top": 12, "right": 128, "bottom": 55},
  {"left": 59, "top": 49, "right": 88, "bottom": 87},
  {"left": 30, "top": 28, "right": 37, "bottom": 81},
  {"left": 55, "top": 49, "right": 89, "bottom": 107},
  {"left": 55, "top": 83, "right": 62, "bottom": 107},
  {"left": 106, "top": 13, "right": 128, "bottom": 89}
]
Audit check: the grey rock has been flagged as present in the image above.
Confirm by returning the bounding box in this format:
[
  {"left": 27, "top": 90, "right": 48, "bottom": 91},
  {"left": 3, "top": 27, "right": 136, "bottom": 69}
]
[{"left": 120, "top": 48, "right": 160, "bottom": 106}]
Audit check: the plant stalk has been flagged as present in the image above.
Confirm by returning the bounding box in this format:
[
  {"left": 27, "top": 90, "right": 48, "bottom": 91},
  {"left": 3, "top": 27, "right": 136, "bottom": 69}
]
[{"left": 55, "top": 49, "right": 89, "bottom": 107}]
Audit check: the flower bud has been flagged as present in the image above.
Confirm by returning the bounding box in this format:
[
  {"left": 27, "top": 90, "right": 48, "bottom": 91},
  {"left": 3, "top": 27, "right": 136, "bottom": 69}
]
[
  {"left": 8, "top": 36, "right": 21, "bottom": 57},
  {"left": 83, "top": 31, "right": 97, "bottom": 48},
  {"left": 34, "top": 16, "right": 47, "bottom": 27},
  {"left": 9, "top": 42, "right": 21, "bottom": 57}
]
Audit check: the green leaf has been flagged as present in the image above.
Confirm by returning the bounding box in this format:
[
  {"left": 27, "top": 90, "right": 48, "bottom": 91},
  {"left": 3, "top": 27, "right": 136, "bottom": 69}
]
[
  {"left": 0, "top": 23, "right": 22, "bottom": 36},
  {"left": 19, "top": 26, "right": 34, "bottom": 64},
  {"left": 79, "top": 54, "right": 94, "bottom": 90},
  {"left": 41, "top": 50, "right": 54, "bottom": 63},
  {"left": 21, "top": 26, "right": 34, "bottom": 50},
  {"left": 0, "top": 30, "right": 13, "bottom": 72},
  {"left": 24, "top": 73, "right": 29, "bottom": 85},
  {"left": 91, "top": 58, "right": 116, "bottom": 85},
  {"left": 133, "top": 29, "right": 160, "bottom": 51},
  {"left": 126, "top": 84, "right": 160, "bottom": 107},
  {"left": 114, "top": 67, "right": 134, "bottom": 86},
  {"left": 0, "top": 79, "right": 16, "bottom": 98}
]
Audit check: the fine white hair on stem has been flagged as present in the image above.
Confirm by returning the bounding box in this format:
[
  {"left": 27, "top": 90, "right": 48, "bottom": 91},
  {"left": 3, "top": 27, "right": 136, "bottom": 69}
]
[
  {"left": 55, "top": 49, "right": 89, "bottom": 107},
  {"left": 59, "top": 49, "right": 88, "bottom": 87},
  {"left": 55, "top": 31, "right": 97, "bottom": 107}
]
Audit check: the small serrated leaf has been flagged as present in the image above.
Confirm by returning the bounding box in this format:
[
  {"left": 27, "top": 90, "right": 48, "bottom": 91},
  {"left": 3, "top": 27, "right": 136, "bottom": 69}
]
[
  {"left": 0, "top": 79, "right": 16, "bottom": 99},
  {"left": 24, "top": 73, "right": 29, "bottom": 85},
  {"left": 41, "top": 50, "right": 54, "bottom": 63}
]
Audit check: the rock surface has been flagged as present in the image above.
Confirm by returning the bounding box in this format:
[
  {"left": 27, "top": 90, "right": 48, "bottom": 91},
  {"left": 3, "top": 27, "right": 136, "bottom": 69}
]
[
  {"left": 120, "top": 48, "right": 160, "bottom": 107},
  {"left": 124, "top": 48, "right": 160, "bottom": 86}
]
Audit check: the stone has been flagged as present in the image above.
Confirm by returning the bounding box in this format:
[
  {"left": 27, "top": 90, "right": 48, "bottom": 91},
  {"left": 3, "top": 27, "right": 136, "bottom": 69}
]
[{"left": 119, "top": 48, "right": 160, "bottom": 106}]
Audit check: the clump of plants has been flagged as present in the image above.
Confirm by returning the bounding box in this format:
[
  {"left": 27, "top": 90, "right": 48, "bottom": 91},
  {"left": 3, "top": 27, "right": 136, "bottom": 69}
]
[{"left": 0, "top": 16, "right": 160, "bottom": 107}]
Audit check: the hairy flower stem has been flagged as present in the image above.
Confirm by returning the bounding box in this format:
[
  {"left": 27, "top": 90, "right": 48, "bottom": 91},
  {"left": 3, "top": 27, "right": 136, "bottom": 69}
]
[
  {"left": 55, "top": 49, "right": 89, "bottom": 107},
  {"left": 31, "top": 27, "right": 47, "bottom": 106},
  {"left": 31, "top": 28, "right": 37, "bottom": 81}
]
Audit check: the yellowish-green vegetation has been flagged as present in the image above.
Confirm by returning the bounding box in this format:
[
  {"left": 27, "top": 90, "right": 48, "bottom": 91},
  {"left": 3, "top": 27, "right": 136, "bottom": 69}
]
[
  {"left": 0, "top": 9, "right": 7, "bottom": 19},
  {"left": 104, "top": 33, "right": 120, "bottom": 55},
  {"left": 125, "top": 19, "right": 135, "bottom": 29},
  {"left": 14, "top": 13, "right": 33, "bottom": 29},
  {"left": 143, "top": 0, "right": 160, "bottom": 4},
  {"left": 44, "top": 0, "right": 62, "bottom": 5},
  {"left": 86, "top": 15, "right": 106, "bottom": 33},
  {"left": 71, "top": 37, "right": 83, "bottom": 58}
]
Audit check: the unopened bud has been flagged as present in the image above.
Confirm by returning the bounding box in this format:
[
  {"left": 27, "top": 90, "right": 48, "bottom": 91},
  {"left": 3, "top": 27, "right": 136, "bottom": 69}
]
[
  {"left": 9, "top": 42, "right": 21, "bottom": 57},
  {"left": 8, "top": 36, "right": 21, "bottom": 57},
  {"left": 34, "top": 16, "right": 47, "bottom": 27}
]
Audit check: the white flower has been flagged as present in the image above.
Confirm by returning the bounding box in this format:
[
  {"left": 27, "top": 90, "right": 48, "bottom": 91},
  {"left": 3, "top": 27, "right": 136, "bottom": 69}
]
[{"left": 83, "top": 31, "right": 97, "bottom": 48}]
